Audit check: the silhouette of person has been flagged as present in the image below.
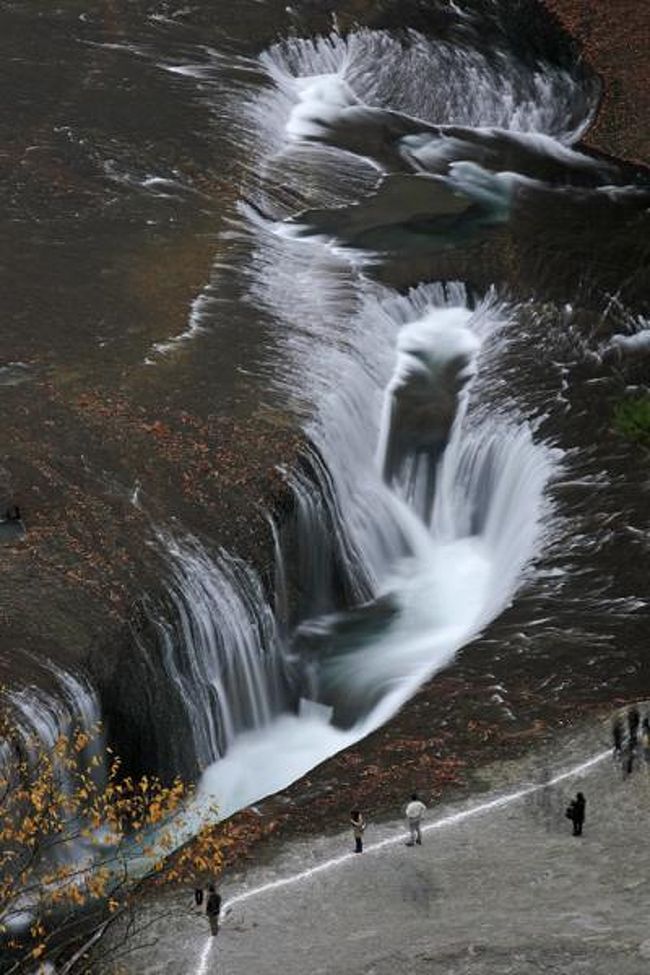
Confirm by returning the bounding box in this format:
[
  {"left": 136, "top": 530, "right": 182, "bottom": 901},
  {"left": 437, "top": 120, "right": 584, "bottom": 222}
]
[
  {"left": 194, "top": 888, "right": 204, "bottom": 907},
  {"left": 568, "top": 792, "right": 586, "bottom": 836},
  {"left": 628, "top": 706, "right": 640, "bottom": 748},
  {"left": 350, "top": 810, "right": 366, "bottom": 853},
  {"left": 205, "top": 883, "right": 221, "bottom": 937}
]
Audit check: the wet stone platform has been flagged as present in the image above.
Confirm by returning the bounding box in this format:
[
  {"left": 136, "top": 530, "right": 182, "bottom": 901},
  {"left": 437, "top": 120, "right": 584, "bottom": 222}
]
[{"left": 105, "top": 716, "right": 650, "bottom": 975}]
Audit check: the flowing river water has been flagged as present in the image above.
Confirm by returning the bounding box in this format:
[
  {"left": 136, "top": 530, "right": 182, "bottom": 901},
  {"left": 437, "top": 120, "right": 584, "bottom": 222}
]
[{"left": 1, "top": 0, "right": 649, "bottom": 887}]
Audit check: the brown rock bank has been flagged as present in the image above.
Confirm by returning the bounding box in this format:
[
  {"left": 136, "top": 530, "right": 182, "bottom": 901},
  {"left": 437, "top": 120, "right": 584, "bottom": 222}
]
[{"left": 543, "top": 0, "right": 650, "bottom": 164}]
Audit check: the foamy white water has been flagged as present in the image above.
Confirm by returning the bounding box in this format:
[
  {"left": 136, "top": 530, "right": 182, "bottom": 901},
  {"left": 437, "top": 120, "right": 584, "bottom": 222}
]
[
  {"left": 154, "top": 28, "right": 568, "bottom": 816},
  {"left": 254, "top": 29, "right": 595, "bottom": 148},
  {"left": 159, "top": 22, "right": 574, "bottom": 818},
  {"left": 154, "top": 534, "right": 292, "bottom": 768},
  {"left": 197, "top": 283, "right": 555, "bottom": 814}
]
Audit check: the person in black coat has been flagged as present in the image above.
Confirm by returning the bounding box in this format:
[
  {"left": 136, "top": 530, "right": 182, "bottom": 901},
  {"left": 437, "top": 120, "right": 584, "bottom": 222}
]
[
  {"left": 628, "top": 706, "right": 640, "bottom": 748},
  {"left": 567, "top": 792, "right": 586, "bottom": 836},
  {"left": 206, "top": 883, "right": 222, "bottom": 937}
]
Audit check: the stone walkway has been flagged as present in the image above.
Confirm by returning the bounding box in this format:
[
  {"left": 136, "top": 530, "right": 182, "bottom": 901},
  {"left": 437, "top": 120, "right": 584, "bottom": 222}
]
[{"left": 108, "top": 717, "right": 650, "bottom": 975}]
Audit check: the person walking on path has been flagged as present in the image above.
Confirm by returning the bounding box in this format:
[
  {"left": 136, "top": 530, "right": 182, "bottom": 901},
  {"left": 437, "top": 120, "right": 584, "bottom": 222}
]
[
  {"left": 350, "top": 810, "right": 366, "bottom": 853},
  {"left": 566, "top": 792, "right": 586, "bottom": 836},
  {"left": 205, "top": 883, "right": 222, "bottom": 937},
  {"left": 405, "top": 793, "right": 426, "bottom": 847}
]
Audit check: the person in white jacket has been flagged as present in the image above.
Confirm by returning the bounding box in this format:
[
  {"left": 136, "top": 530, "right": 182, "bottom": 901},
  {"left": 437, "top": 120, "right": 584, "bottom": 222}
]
[{"left": 404, "top": 792, "right": 426, "bottom": 846}]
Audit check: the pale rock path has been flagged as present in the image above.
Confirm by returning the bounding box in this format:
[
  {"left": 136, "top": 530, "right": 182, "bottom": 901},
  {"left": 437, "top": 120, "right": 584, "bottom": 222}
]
[{"left": 111, "top": 718, "right": 650, "bottom": 975}]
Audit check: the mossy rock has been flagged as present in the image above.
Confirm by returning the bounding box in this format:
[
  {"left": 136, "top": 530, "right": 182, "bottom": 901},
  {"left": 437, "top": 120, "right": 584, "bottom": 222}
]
[{"left": 613, "top": 395, "right": 650, "bottom": 446}]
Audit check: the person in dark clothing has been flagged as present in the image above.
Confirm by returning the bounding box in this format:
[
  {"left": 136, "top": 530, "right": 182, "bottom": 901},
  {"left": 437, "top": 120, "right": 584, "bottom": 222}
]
[
  {"left": 350, "top": 809, "right": 366, "bottom": 853},
  {"left": 194, "top": 888, "right": 204, "bottom": 907},
  {"left": 205, "top": 883, "right": 222, "bottom": 937},
  {"left": 612, "top": 717, "right": 623, "bottom": 759},
  {"left": 567, "top": 792, "right": 586, "bottom": 836},
  {"left": 628, "top": 706, "right": 640, "bottom": 747}
]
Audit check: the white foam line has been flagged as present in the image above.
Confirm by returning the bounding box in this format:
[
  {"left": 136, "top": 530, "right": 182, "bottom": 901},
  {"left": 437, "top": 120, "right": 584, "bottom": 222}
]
[{"left": 221, "top": 749, "right": 608, "bottom": 916}]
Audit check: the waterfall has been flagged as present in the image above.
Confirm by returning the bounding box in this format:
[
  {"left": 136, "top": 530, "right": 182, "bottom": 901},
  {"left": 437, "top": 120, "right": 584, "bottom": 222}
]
[
  {"left": 378, "top": 305, "right": 480, "bottom": 516},
  {"left": 194, "top": 283, "right": 554, "bottom": 817},
  {"left": 1, "top": 663, "right": 103, "bottom": 885},
  {"left": 254, "top": 28, "right": 596, "bottom": 150},
  {"left": 4, "top": 6, "right": 648, "bottom": 945},
  {"left": 152, "top": 535, "right": 296, "bottom": 771},
  {"left": 2, "top": 13, "right": 644, "bottom": 943},
  {"left": 156, "top": 23, "right": 572, "bottom": 817},
  {"left": 3, "top": 663, "right": 101, "bottom": 770},
  {"left": 0, "top": 13, "right": 578, "bottom": 834}
]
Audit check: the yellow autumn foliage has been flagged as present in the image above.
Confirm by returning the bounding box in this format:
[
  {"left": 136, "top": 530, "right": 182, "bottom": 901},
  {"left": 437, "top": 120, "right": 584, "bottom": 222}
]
[{"left": 0, "top": 699, "right": 227, "bottom": 973}]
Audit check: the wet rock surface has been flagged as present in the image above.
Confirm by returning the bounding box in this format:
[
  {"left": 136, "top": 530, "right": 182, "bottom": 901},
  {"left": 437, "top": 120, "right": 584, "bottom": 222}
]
[
  {"left": 0, "top": 361, "right": 302, "bottom": 773},
  {"left": 1, "top": 0, "right": 648, "bottom": 909},
  {"left": 0, "top": 0, "right": 305, "bottom": 766},
  {"left": 543, "top": 1, "right": 650, "bottom": 165},
  {"left": 108, "top": 714, "right": 650, "bottom": 975}
]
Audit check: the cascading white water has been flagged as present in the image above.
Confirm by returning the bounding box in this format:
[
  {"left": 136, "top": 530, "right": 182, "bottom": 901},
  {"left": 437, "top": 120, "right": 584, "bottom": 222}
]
[
  {"left": 153, "top": 535, "right": 293, "bottom": 769},
  {"left": 256, "top": 29, "right": 595, "bottom": 148},
  {"left": 197, "top": 282, "right": 555, "bottom": 816},
  {"left": 379, "top": 305, "right": 480, "bottom": 509},
  {"left": 3, "top": 13, "right": 646, "bottom": 961},
  {"left": 3, "top": 664, "right": 101, "bottom": 770},
  {"left": 1, "top": 663, "right": 103, "bottom": 898},
  {"left": 0, "top": 10, "right": 606, "bottom": 869},
  {"left": 159, "top": 24, "right": 576, "bottom": 817}
]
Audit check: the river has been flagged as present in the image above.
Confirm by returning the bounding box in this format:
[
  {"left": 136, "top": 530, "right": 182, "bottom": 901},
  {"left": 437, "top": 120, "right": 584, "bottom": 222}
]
[{"left": 1, "top": 0, "right": 649, "bottom": 865}]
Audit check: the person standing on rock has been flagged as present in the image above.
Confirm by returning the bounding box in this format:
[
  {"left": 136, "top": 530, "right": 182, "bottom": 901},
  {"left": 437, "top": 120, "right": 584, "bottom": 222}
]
[
  {"left": 404, "top": 793, "right": 426, "bottom": 846},
  {"left": 350, "top": 809, "right": 366, "bottom": 853},
  {"left": 567, "top": 792, "right": 586, "bottom": 836},
  {"left": 628, "top": 706, "right": 640, "bottom": 748},
  {"left": 205, "top": 883, "right": 222, "bottom": 937},
  {"left": 623, "top": 736, "right": 636, "bottom": 777}
]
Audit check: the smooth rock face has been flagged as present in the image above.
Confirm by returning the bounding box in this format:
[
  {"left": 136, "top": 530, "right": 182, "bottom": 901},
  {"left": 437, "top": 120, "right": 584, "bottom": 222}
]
[
  {"left": 542, "top": 0, "right": 650, "bottom": 165},
  {"left": 106, "top": 720, "right": 650, "bottom": 975}
]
